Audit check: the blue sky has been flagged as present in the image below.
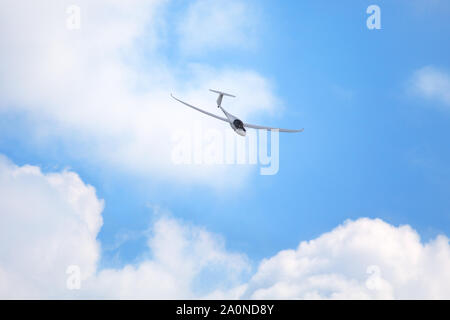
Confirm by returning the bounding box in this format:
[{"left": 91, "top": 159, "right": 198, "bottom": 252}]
[{"left": 0, "top": 0, "right": 450, "bottom": 298}]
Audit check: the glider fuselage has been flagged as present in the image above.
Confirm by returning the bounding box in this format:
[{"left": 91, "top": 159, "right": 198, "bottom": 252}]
[{"left": 218, "top": 106, "right": 247, "bottom": 136}]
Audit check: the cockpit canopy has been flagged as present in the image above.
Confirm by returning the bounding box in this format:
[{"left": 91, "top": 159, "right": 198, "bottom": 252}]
[{"left": 233, "top": 119, "right": 245, "bottom": 130}]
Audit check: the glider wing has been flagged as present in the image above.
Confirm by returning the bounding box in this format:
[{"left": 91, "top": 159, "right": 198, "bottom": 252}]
[
  {"left": 244, "top": 122, "right": 304, "bottom": 133},
  {"left": 171, "top": 94, "right": 229, "bottom": 123}
]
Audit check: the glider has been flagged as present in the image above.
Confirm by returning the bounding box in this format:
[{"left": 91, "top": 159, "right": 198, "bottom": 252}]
[{"left": 171, "top": 89, "right": 304, "bottom": 136}]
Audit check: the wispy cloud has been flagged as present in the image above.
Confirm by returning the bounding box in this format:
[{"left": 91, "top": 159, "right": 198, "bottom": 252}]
[
  {"left": 177, "top": 0, "right": 259, "bottom": 54},
  {"left": 410, "top": 66, "right": 450, "bottom": 109}
]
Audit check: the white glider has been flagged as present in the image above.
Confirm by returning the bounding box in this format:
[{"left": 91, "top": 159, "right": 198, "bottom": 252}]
[{"left": 171, "top": 89, "right": 304, "bottom": 136}]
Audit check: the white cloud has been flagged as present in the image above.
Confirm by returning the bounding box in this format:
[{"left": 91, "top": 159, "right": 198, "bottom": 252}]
[
  {"left": 177, "top": 0, "right": 258, "bottom": 54},
  {"left": 0, "top": 155, "right": 250, "bottom": 298},
  {"left": 410, "top": 66, "right": 450, "bottom": 109},
  {"left": 1, "top": 156, "right": 449, "bottom": 299},
  {"left": 86, "top": 216, "right": 250, "bottom": 299},
  {"left": 0, "top": 0, "right": 279, "bottom": 187},
  {"left": 0, "top": 155, "right": 103, "bottom": 298},
  {"left": 242, "top": 218, "right": 450, "bottom": 299}
]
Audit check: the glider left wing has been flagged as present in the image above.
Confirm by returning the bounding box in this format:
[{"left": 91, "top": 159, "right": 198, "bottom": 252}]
[{"left": 244, "top": 122, "right": 304, "bottom": 133}]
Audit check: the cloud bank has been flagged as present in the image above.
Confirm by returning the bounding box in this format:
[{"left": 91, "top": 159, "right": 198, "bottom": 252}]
[
  {"left": 241, "top": 218, "right": 450, "bottom": 299},
  {"left": 0, "top": 156, "right": 449, "bottom": 299},
  {"left": 0, "top": 155, "right": 103, "bottom": 298}
]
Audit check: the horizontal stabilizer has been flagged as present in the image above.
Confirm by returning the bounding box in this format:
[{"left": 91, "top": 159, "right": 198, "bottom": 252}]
[{"left": 209, "top": 89, "right": 236, "bottom": 98}]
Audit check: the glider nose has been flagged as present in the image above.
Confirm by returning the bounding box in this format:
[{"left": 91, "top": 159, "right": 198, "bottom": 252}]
[{"left": 236, "top": 128, "right": 246, "bottom": 136}]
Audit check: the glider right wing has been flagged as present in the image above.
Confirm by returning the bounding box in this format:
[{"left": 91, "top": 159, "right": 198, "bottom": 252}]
[{"left": 171, "top": 94, "right": 228, "bottom": 123}]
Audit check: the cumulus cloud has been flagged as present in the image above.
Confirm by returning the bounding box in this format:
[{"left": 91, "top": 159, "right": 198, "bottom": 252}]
[
  {"left": 0, "top": 155, "right": 103, "bottom": 298},
  {"left": 410, "top": 66, "right": 450, "bottom": 109},
  {"left": 177, "top": 0, "right": 259, "bottom": 54},
  {"left": 86, "top": 216, "right": 250, "bottom": 299},
  {"left": 242, "top": 218, "right": 450, "bottom": 299},
  {"left": 0, "top": 155, "right": 250, "bottom": 298},
  {"left": 1, "top": 156, "right": 449, "bottom": 299},
  {"left": 0, "top": 0, "right": 279, "bottom": 187}
]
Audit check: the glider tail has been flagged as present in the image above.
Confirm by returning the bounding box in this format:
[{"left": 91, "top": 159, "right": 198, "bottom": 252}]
[{"left": 209, "top": 89, "right": 235, "bottom": 107}]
